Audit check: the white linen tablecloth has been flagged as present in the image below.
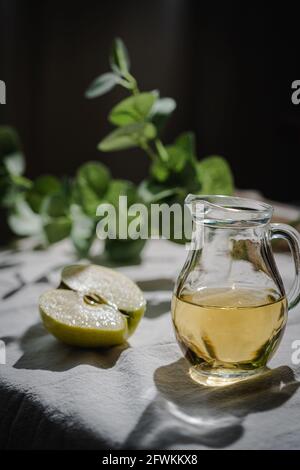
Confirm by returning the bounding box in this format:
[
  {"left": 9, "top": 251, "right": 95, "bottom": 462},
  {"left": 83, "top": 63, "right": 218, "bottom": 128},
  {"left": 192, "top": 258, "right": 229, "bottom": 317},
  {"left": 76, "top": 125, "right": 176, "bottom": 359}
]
[{"left": 0, "top": 239, "right": 300, "bottom": 450}]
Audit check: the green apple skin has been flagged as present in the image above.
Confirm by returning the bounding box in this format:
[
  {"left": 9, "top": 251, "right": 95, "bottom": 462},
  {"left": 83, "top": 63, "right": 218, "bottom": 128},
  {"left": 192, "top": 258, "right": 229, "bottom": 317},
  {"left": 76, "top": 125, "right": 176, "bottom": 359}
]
[
  {"left": 40, "top": 304, "right": 145, "bottom": 348},
  {"left": 40, "top": 307, "right": 128, "bottom": 348},
  {"left": 127, "top": 305, "right": 146, "bottom": 336}
]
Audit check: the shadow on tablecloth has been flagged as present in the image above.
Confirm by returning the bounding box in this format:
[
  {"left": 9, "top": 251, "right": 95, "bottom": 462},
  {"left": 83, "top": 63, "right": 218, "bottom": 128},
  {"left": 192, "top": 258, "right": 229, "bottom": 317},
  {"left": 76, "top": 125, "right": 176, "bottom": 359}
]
[
  {"left": 124, "top": 358, "right": 300, "bottom": 449},
  {"left": 13, "top": 322, "right": 129, "bottom": 371}
]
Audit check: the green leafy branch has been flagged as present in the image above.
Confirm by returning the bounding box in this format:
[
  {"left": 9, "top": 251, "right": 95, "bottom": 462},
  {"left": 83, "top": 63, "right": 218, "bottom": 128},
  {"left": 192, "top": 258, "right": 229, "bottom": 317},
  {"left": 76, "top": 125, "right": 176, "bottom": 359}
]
[
  {"left": 0, "top": 38, "right": 234, "bottom": 261},
  {"left": 86, "top": 38, "right": 234, "bottom": 205}
]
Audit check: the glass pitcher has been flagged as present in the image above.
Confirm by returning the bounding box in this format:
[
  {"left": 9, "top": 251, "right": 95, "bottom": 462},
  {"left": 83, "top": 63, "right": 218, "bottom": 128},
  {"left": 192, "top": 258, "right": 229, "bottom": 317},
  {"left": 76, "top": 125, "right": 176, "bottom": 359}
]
[{"left": 172, "top": 195, "right": 300, "bottom": 386}]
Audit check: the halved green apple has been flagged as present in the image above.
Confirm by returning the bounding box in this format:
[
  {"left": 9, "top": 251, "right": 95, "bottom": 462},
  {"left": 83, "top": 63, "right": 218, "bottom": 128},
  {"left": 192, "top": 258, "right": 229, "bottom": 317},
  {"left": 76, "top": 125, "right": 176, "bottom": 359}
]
[
  {"left": 61, "top": 264, "right": 145, "bottom": 335},
  {"left": 39, "top": 264, "right": 146, "bottom": 348}
]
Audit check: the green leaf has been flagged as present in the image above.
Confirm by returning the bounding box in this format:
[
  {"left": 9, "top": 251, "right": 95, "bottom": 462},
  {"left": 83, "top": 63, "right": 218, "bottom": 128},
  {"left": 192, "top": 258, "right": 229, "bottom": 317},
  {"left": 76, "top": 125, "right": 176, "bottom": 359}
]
[
  {"left": 77, "top": 161, "right": 110, "bottom": 196},
  {"left": 98, "top": 122, "right": 156, "bottom": 152},
  {"left": 0, "top": 128, "right": 25, "bottom": 217},
  {"left": 0, "top": 176, "right": 15, "bottom": 208},
  {"left": 9, "top": 174, "right": 32, "bottom": 189},
  {"left": 70, "top": 204, "right": 95, "bottom": 256},
  {"left": 109, "top": 93, "right": 157, "bottom": 126},
  {"left": 8, "top": 196, "right": 42, "bottom": 236},
  {"left": 26, "top": 193, "right": 44, "bottom": 214},
  {"left": 33, "top": 175, "right": 61, "bottom": 195},
  {"left": 150, "top": 159, "right": 170, "bottom": 182},
  {"left": 150, "top": 134, "right": 199, "bottom": 191},
  {"left": 105, "top": 238, "right": 146, "bottom": 263},
  {"left": 74, "top": 161, "right": 111, "bottom": 216},
  {"left": 26, "top": 175, "right": 62, "bottom": 213},
  {"left": 175, "top": 132, "right": 196, "bottom": 158},
  {"left": 151, "top": 97, "right": 176, "bottom": 116},
  {"left": 85, "top": 72, "right": 120, "bottom": 99},
  {"left": 38, "top": 188, "right": 72, "bottom": 244},
  {"left": 110, "top": 37, "right": 130, "bottom": 75},
  {"left": 172, "top": 157, "right": 199, "bottom": 192},
  {"left": 104, "top": 179, "right": 138, "bottom": 207},
  {"left": 149, "top": 131, "right": 199, "bottom": 190},
  {"left": 138, "top": 180, "right": 181, "bottom": 204},
  {"left": 197, "top": 155, "right": 234, "bottom": 196},
  {"left": 150, "top": 146, "right": 187, "bottom": 182},
  {"left": 41, "top": 192, "right": 69, "bottom": 218},
  {"left": 165, "top": 146, "right": 189, "bottom": 173},
  {"left": 149, "top": 98, "right": 176, "bottom": 133},
  {"left": 0, "top": 126, "right": 21, "bottom": 159},
  {"left": 43, "top": 217, "right": 72, "bottom": 244},
  {"left": 73, "top": 182, "right": 100, "bottom": 217},
  {"left": 0, "top": 174, "right": 32, "bottom": 209},
  {"left": 3, "top": 152, "right": 25, "bottom": 176},
  {"left": 41, "top": 190, "right": 71, "bottom": 244}
]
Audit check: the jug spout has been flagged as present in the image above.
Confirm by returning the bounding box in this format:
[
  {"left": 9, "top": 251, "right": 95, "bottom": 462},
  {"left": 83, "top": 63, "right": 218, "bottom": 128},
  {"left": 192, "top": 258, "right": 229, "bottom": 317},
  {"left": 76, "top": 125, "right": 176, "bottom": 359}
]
[{"left": 185, "top": 194, "right": 273, "bottom": 227}]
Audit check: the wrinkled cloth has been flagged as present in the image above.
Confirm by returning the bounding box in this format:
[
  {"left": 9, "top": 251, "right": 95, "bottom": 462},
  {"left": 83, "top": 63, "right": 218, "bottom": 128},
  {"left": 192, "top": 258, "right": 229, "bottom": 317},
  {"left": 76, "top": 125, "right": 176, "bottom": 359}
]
[{"left": 0, "top": 239, "right": 300, "bottom": 450}]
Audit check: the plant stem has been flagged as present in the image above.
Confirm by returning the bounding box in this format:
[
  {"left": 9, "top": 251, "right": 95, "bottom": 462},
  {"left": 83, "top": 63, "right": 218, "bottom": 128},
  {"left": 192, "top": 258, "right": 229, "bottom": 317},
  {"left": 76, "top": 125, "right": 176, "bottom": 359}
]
[
  {"left": 121, "top": 73, "right": 162, "bottom": 162},
  {"left": 118, "top": 78, "right": 133, "bottom": 89},
  {"left": 132, "top": 83, "right": 140, "bottom": 96},
  {"left": 155, "top": 139, "right": 168, "bottom": 162},
  {"left": 140, "top": 141, "right": 156, "bottom": 161},
  {"left": 124, "top": 72, "right": 140, "bottom": 95}
]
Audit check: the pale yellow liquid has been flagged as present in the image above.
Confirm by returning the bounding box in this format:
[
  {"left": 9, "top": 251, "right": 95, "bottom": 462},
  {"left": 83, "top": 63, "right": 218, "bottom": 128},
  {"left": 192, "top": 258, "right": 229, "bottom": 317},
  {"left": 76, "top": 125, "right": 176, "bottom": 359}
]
[{"left": 172, "top": 288, "right": 287, "bottom": 382}]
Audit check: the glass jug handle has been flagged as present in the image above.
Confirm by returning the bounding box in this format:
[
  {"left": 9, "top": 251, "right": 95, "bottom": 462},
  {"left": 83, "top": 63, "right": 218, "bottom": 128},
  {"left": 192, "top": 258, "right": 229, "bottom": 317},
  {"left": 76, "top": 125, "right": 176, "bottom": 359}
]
[{"left": 268, "top": 223, "right": 300, "bottom": 309}]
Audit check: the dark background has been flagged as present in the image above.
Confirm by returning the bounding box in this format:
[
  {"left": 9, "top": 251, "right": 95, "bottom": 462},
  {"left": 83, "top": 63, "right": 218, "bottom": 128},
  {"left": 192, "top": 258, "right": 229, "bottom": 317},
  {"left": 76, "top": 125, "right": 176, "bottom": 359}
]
[{"left": 1, "top": 0, "right": 300, "bottom": 202}]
